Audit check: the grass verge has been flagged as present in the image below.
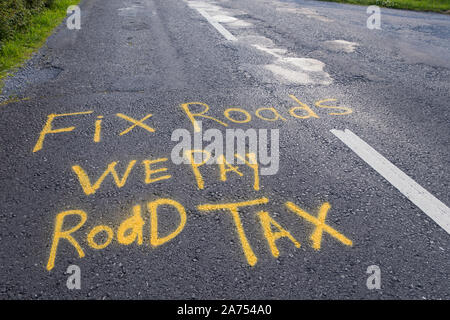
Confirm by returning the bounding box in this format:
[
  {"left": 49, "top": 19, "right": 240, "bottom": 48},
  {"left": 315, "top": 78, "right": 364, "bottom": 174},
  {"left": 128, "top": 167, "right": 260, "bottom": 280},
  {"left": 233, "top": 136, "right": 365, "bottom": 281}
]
[
  {"left": 316, "top": 0, "right": 450, "bottom": 13},
  {"left": 0, "top": 0, "right": 80, "bottom": 85}
]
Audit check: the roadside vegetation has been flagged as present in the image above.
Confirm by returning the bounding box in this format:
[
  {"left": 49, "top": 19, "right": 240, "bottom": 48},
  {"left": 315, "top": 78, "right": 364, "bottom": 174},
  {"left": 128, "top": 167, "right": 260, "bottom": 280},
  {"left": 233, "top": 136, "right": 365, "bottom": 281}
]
[
  {"left": 317, "top": 0, "right": 450, "bottom": 13},
  {"left": 0, "top": 0, "right": 79, "bottom": 84}
]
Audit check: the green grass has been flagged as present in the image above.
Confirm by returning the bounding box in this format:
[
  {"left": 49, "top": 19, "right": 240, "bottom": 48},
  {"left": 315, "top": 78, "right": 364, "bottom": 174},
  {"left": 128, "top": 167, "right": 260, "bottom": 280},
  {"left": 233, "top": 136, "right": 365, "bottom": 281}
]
[
  {"left": 317, "top": 0, "right": 450, "bottom": 13},
  {"left": 0, "top": 0, "right": 80, "bottom": 84}
]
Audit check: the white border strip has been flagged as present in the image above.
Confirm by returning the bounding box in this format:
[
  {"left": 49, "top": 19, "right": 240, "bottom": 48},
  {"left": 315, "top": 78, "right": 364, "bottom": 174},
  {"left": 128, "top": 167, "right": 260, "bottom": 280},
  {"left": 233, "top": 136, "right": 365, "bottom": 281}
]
[{"left": 331, "top": 129, "right": 450, "bottom": 234}]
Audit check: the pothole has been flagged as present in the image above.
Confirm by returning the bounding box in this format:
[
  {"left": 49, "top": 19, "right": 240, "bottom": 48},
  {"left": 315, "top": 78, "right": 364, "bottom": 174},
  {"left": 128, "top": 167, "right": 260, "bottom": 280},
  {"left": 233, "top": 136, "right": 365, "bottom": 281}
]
[
  {"left": 122, "top": 22, "right": 150, "bottom": 31},
  {"left": 1, "top": 66, "right": 63, "bottom": 98}
]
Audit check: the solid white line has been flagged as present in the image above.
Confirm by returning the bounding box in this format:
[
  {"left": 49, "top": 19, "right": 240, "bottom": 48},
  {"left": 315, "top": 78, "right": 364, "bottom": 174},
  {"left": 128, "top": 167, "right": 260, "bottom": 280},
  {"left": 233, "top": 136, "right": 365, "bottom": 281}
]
[
  {"left": 331, "top": 128, "right": 450, "bottom": 234},
  {"left": 196, "top": 9, "right": 237, "bottom": 41}
]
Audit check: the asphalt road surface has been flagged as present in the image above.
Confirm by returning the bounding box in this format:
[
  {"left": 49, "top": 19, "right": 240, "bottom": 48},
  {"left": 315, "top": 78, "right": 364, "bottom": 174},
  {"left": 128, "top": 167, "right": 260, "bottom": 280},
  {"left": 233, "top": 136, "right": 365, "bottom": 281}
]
[{"left": 0, "top": 0, "right": 449, "bottom": 299}]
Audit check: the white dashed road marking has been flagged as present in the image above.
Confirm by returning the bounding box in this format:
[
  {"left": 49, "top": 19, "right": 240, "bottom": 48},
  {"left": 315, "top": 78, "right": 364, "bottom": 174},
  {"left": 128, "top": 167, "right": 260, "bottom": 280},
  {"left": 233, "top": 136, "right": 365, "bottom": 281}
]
[
  {"left": 332, "top": 129, "right": 450, "bottom": 234},
  {"left": 117, "top": 4, "right": 144, "bottom": 17},
  {"left": 324, "top": 40, "right": 359, "bottom": 53},
  {"left": 195, "top": 8, "right": 237, "bottom": 41},
  {"left": 185, "top": 0, "right": 332, "bottom": 85}
]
